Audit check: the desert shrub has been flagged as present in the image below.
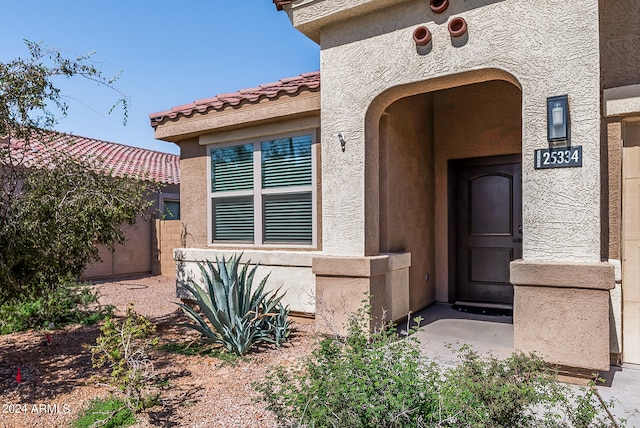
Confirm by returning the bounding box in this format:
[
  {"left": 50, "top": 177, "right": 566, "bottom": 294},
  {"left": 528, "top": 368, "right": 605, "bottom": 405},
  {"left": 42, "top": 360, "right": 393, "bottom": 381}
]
[
  {"left": 255, "top": 307, "right": 628, "bottom": 428},
  {"left": 255, "top": 311, "right": 440, "bottom": 428},
  {"left": 176, "top": 254, "right": 291, "bottom": 356},
  {"left": 91, "top": 305, "right": 159, "bottom": 411},
  {"left": 437, "top": 346, "right": 618, "bottom": 427},
  {"left": 72, "top": 397, "right": 135, "bottom": 428},
  {"left": 0, "top": 275, "right": 108, "bottom": 334},
  {"left": 1, "top": 41, "right": 147, "bottom": 309}
]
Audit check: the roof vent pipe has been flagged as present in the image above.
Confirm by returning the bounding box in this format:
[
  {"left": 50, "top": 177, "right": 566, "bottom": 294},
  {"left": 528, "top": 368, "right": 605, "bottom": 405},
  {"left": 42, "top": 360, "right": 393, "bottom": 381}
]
[
  {"left": 413, "top": 26, "right": 432, "bottom": 46},
  {"left": 448, "top": 17, "right": 468, "bottom": 37},
  {"left": 429, "top": 0, "right": 449, "bottom": 13}
]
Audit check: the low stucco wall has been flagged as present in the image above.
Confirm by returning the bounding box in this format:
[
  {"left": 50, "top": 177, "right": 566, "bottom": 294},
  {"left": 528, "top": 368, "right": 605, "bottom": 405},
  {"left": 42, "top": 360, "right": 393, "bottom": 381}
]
[
  {"left": 511, "top": 260, "right": 615, "bottom": 371},
  {"left": 174, "top": 248, "right": 318, "bottom": 314},
  {"left": 83, "top": 219, "right": 152, "bottom": 279},
  {"left": 313, "top": 252, "right": 411, "bottom": 334}
]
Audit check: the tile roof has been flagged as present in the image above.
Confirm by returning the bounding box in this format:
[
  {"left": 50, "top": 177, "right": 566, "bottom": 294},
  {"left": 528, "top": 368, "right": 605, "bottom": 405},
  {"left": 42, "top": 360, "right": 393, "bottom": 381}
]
[
  {"left": 149, "top": 71, "right": 320, "bottom": 128},
  {"left": 273, "top": 0, "right": 293, "bottom": 11},
  {"left": 3, "top": 130, "right": 180, "bottom": 185}
]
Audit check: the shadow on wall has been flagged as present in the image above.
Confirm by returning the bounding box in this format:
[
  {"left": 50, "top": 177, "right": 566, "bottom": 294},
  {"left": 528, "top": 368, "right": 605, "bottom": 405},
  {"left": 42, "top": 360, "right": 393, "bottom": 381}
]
[
  {"left": 322, "top": 0, "right": 506, "bottom": 49},
  {"left": 174, "top": 249, "right": 196, "bottom": 301}
]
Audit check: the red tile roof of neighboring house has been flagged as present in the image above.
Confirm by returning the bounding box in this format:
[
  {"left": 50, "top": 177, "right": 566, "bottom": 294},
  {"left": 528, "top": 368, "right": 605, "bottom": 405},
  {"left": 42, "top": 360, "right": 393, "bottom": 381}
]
[
  {"left": 273, "top": 0, "right": 293, "bottom": 11},
  {"left": 149, "top": 71, "right": 320, "bottom": 128},
  {"left": 3, "top": 131, "right": 180, "bottom": 185}
]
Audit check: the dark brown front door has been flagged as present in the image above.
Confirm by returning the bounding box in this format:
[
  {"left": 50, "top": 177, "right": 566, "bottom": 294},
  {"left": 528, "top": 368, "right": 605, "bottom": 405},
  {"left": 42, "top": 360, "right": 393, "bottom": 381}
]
[{"left": 455, "top": 155, "right": 522, "bottom": 306}]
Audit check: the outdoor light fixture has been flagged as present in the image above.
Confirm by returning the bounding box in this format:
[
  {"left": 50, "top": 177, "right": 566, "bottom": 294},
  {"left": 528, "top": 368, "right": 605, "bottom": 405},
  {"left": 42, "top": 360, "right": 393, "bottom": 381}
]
[
  {"left": 547, "top": 95, "right": 570, "bottom": 143},
  {"left": 338, "top": 132, "right": 346, "bottom": 152}
]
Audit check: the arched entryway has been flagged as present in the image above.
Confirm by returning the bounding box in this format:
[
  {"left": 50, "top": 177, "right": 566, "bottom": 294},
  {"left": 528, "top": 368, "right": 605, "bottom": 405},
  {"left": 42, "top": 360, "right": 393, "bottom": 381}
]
[{"left": 365, "top": 70, "right": 523, "bottom": 314}]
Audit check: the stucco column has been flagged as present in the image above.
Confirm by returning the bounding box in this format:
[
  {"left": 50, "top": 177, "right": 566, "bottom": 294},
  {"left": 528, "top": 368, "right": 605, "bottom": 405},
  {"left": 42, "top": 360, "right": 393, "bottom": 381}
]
[
  {"left": 511, "top": 261, "right": 614, "bottom": 371},
  {"left": 312, "top": 253, "right": 411, "bottom": 334}
]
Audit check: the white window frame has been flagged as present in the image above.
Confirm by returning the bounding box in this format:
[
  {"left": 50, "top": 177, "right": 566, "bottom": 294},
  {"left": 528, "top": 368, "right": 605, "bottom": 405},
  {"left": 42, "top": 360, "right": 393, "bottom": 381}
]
[{"left": 207, "top": 129, "right": 318, "bottom": 248}]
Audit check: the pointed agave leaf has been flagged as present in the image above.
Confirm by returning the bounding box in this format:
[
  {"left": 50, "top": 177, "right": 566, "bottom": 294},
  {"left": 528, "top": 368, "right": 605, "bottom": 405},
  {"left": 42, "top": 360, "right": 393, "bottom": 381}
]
[
  {"left": 229, "top": 259, "right": 241, "bottom": 321},
  {"left": 184, "top": 279, "right": 230, "bottom": 337},
  {"left": 184, "top": 280, "right": 217, "bottom": 324},
  {"left": 175, "top": 255, "right": 291, "bottom": 355},
  {"left": 175, "top": 302, "right": 213, "bottom": 335},
  {"left": 238, "top": 261, "right": 250, "bottom": 314},
  {"left": 205, "top": 258, "right": 226, "bottom": 312},
  {"left": 184, "top": 280, "right": 212, "bottom": 312},
  {"left": 230, "top": 252, "right": 242, "bottom": 284},
  {"left": 250, "top": 273, "right": 272, "bottom": 310},
  {"left": 217, "top": 255, "right": 231, "bottom": 292},
  {"left": 199, "top": 260, "right": 221, "bottom": 313},
  {"left": 203, "top": 259, "right": 228, "bottom": 315},
  {"left": 243, "top": 262, "right": 257, "bottom": 313}
]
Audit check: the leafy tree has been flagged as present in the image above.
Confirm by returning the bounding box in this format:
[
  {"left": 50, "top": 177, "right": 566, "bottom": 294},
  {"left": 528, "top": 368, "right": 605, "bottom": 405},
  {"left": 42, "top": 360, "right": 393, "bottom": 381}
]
[{"left": 0, "top": 41, "right": 154, "bottom": 315}]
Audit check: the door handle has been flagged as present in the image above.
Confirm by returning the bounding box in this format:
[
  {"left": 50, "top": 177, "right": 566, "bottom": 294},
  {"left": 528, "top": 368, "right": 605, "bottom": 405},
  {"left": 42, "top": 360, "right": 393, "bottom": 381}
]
[{"left": 518, "top": 224, "right": 522, "bottom": 234}]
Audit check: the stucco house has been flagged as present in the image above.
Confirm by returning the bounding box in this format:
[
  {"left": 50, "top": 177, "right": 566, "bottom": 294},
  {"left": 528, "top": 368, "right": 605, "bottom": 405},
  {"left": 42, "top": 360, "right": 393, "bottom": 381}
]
[
  {"left": 149, "top": 0, "right": 640, "bottom": 371},
  {"left": 4, "top": 131, "right": 181, "bottom": 278}
]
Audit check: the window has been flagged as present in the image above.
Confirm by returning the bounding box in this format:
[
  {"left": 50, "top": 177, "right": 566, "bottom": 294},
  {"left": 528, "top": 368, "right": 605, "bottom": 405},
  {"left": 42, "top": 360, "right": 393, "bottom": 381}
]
[
  {"left": 162, "top": 200, "right": 180, "bottom": 220},
  {"left": 209, "top": 133, "right": 316, "bottom": 246}
]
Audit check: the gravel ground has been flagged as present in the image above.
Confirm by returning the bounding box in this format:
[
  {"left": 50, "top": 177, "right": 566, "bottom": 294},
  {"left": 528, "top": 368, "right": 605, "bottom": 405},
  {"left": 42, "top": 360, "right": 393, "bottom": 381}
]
[{"left": 0, "top": 275, "right": 316, "bottom": 428}]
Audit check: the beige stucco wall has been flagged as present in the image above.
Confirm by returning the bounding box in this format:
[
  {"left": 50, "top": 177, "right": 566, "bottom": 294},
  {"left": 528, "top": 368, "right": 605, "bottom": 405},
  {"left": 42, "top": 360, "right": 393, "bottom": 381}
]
[
  {"left": 175, "top": 248, "right": 318, "bottom": 314},
  {"left": 291, "top": 0, "right": 602, "bottom": 264},
  {"left": 155, "top": 91, "right": 324, "bottom": 317},
  {"left": 179, "top": 138, "right": 208, "bottom": 247},
  {"left": 313, "top": 252, "right": 411, "bottom": 332},
  {"left": 83, "top": 183, "right": 181, "bottom": 279},
  {"left": 379, "top": 94, "right": 435, "bottom": 310},
  {"left": 511, "top": 260, "right": 615, "bottom": 370},
  {"left": 82, "top": 220, "right": 151, "bottom": 279},
  {"left": 600, "top": 0, "right": 640, "bottom": 91},
  {"left": 281, "top": 0, "right": 610, "bottom": 369}
]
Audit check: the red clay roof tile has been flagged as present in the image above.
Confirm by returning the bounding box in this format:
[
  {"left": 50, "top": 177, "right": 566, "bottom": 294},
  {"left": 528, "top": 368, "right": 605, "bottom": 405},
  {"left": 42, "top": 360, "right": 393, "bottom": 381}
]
[
  {"left": 149, "top": 71, "right": 320, "bottom": 127},
  {"left": 3, "top": 130, "right": 180, "bottom": 185},
  {"left": 273, "top": 0, "right": 293, "bottom": 11}
]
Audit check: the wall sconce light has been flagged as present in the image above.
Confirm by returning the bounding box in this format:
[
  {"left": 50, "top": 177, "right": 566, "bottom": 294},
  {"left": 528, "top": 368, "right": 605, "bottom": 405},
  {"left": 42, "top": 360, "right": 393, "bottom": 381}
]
[
  {"left": 547, "top": 95, "right": 570, "bottom": 143},
  {"left": 338, "top": 132, "right": 346, "bottom": 152}
]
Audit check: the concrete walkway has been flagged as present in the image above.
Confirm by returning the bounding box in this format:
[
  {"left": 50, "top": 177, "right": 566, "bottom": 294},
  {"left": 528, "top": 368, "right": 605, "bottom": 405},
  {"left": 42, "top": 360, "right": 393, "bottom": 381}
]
[{"left": 412, "top": 303, "right": 640, "bottom": 427}]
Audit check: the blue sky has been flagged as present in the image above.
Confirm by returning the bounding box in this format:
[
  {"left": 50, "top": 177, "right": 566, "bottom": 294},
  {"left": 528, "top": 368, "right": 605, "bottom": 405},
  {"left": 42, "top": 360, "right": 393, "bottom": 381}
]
[{"left": 0, "top": 1, "right": 319, "bottom": 154}]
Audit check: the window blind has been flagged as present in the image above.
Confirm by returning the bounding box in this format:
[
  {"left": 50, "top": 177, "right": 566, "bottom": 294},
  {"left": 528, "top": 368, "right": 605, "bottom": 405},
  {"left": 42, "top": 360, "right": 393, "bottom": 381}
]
[
  {"left": 263, "top": 193, "right": 312, "bottom": 243},
  {"left": 261, "top": 136, "right": 312, "bottom": 188},
  {"left": 211, "top": 144, "right": 254, "bottom": 192},
  {"left": 213, "top": 197, "right": 254, "bottom": 242}
]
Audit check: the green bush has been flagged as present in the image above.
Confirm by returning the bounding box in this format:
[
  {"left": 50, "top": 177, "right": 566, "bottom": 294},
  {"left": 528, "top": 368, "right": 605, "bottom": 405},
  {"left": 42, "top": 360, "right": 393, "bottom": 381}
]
[
  {"left": 438, "top": 346, "right": 606, "bottom": 427},
  {"left": 72, "top": 397, "right": 135, "bottom": 428},
  {"left": 177, "top": 254, "right": 291, "bottom": 356},
  {"left": 0, "top": 275, "right": 108, "bottom": 334},
  {"left": 255, "top": 308, "right": 628, "bottom": 428},
  {"left": 91, "top": 305, "right": 159, "bottom": 410},
  {"left": 255, "top": 312, "right": 439, "bottom": 428},
  {"left": 1, "top": 41, "right": 150, "bottom": 307}
]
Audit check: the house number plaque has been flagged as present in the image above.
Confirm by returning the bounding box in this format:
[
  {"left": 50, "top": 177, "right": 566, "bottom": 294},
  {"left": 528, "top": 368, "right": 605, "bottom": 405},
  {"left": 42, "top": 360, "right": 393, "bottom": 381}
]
[{"left": 534, "top": 146, "right": 582, "bottom": 169}]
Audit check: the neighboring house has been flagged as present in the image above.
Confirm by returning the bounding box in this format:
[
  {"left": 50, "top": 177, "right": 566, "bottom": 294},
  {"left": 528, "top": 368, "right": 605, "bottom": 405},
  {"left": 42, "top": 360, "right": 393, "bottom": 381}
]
[
  {"left": 4, "top": 131, "right": 180, "bottom": 278},
  {"left": 149, "top": 0, "right": 640, "bottom": 371}
]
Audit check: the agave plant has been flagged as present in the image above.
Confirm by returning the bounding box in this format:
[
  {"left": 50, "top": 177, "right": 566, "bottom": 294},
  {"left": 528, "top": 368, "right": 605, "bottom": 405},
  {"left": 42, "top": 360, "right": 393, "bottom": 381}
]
[{"left": 176, "top": 254, "right": 291, "bottom": 355}]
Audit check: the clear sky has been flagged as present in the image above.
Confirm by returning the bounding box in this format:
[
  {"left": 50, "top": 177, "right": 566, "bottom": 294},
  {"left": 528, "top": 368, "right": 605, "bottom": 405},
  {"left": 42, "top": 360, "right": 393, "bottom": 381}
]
[{"left": 0, "top": 1, "right": 319, "bottom": 154}]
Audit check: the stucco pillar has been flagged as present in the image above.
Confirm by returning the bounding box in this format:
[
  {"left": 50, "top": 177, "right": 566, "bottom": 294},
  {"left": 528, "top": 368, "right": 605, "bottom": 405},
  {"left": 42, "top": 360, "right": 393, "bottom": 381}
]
[
  {"left": 312, "top": 253, "right": 411, "bottom": 334},
  {"left": 511, "top": 261, "right": 615, "bottom": 371}
]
